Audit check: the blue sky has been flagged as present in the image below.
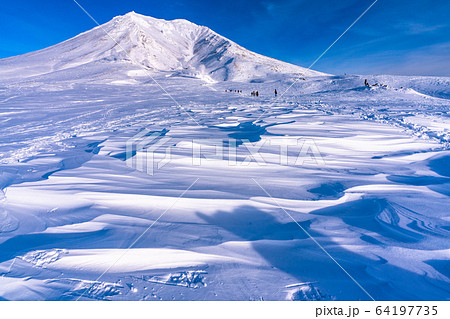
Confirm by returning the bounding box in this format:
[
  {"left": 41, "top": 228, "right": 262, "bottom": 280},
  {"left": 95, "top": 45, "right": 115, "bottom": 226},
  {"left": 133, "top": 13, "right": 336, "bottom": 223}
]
[{"left": 0, "top": 0, "right": 449, "bottom": 76}]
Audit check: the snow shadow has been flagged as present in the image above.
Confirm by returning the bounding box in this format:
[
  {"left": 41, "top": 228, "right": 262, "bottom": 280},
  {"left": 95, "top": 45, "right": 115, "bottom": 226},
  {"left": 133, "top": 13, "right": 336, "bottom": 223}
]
[
  {"left": 385, "top": 153, "right": 450, "bottom": 197},
  {"left": 209, "top": 121, "right": 286, "bottom": 145},
  {"left": 197, "top": 204, "right": 450, "bottom": 300}
]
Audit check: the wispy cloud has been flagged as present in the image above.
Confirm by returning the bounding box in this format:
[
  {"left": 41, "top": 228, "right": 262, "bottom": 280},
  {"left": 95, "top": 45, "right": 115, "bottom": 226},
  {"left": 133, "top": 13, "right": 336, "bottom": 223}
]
[{"left": 394, "top": 22, "right": 446, "bottom": 35}]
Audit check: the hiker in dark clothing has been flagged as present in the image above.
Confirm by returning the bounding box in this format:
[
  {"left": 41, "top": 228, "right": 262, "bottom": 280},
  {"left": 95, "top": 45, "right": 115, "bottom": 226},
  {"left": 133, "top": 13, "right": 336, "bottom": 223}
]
[
  {"left": 256, "top": 91, "right": 259, "bottom": 97},
  {"left": 274, "top": 89, "right": 277, "bottom": 97},
  {"left": 364, "top": 79, "right": 369, "bottom": 87}
]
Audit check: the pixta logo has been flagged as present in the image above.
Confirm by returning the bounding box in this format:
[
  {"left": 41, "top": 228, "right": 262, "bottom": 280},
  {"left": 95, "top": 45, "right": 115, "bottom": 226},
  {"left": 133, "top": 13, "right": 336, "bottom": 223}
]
[{"left": 126, "top": 128, "right": 325, "bottom": 175}]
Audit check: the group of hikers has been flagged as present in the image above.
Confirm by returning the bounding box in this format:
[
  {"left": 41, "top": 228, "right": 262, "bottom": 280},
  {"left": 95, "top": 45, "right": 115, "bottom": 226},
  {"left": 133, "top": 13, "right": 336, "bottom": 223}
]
[
  {"left": 252, "top": 89, "right": 278, "bottom": 97},
  {"left": 365, "top": 79, "right": 388, "bottom": 88},
  {"left": 225, "top": 89, "right": 279, "bottom": 97}
]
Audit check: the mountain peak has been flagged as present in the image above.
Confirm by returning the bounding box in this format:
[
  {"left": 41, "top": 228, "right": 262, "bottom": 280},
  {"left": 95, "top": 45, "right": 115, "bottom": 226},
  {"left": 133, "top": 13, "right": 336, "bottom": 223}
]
[{"left": 114, "top": 11, "right": 199, "bottom": 30}]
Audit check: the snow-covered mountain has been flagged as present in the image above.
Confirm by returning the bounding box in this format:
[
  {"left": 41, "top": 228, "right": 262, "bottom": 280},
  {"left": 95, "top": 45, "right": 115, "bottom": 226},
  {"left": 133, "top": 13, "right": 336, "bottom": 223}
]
[{"left": 0, "top": 12, "right": 325, "bottom": 82}]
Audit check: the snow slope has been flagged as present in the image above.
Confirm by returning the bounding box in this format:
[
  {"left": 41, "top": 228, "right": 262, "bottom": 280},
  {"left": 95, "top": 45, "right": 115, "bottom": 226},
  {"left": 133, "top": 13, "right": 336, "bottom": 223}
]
[
  {"left": 0, "top": 13, "right": 449, "bottom": 301},
  {"left": 0, "top": 12, "right": 324, "bottom": 83}
]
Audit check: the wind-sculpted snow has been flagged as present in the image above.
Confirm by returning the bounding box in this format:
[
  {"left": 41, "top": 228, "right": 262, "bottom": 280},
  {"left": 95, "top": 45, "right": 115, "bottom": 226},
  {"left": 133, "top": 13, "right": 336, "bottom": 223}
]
[
  {"left": 0, "top": 72, "right": 449, "bottom": 300},
  {"left": 0, "top": 13, "right": 449, "bottom": 301}
]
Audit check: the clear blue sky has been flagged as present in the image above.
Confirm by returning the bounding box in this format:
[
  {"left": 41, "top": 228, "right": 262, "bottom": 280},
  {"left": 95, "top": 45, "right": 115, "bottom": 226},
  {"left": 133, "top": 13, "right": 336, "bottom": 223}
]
[{"left": 0, "top": 0, "right": 449, "bottom": 76}]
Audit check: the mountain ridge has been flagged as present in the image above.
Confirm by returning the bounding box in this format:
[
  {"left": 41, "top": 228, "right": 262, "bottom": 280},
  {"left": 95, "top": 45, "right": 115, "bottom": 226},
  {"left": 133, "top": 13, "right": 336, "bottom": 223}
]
[{"left": 0, "top": 12, "right": 327, "bottom": 82}]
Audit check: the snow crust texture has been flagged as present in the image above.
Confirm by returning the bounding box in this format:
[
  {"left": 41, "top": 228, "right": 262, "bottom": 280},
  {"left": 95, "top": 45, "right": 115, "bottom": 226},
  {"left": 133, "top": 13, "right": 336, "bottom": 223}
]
[{"left": 0, "top": 12, "right": 449, "bottom": 301}]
